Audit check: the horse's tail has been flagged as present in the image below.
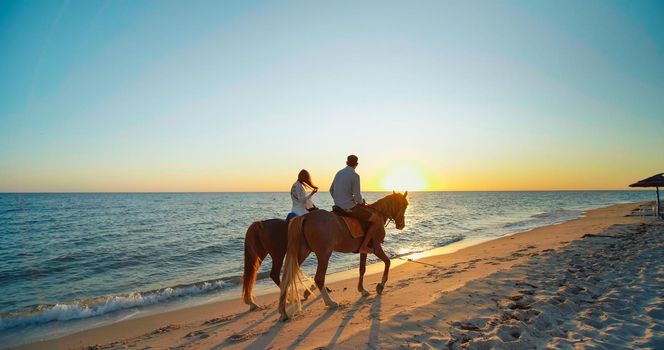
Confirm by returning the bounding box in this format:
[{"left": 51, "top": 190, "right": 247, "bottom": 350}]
[
  {"left": 278, "top": 216, "right": 313, "bottom": 318},
  {"left": 242, "top": 221, "right": 263, "bottom": 306}
]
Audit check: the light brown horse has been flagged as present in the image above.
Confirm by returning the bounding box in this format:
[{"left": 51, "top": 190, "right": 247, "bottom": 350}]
[{"left": 278, "top": 191, "right": 409, "bottom": 321}]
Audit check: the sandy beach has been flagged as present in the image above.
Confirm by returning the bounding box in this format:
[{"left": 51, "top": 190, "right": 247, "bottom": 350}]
[{"left": 14, "top": 202, "right": 662, "bottom": 350}]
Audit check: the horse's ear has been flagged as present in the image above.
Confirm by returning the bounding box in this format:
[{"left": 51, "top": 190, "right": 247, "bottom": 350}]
[{"left": 404, "top": 191, "right": 408, "bottom": 198}]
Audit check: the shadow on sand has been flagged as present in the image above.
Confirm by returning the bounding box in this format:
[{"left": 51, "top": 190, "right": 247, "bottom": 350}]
[
  {"left": 368, "top": 295, "right": 383, "bottom": 349},
  {"left": 325, "top": 295, "right": 370, "bottom": 348},
  {"left": 210, "top": 295, "right": 322, "bottom": 349},
  {"left": 286, "top": 308, "right": 336, "bottom": 350}
]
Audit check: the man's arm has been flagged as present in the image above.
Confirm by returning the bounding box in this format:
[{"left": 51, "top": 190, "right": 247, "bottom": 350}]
[{"left": 352, "top": 174, "right": 363, "bottom": 204}]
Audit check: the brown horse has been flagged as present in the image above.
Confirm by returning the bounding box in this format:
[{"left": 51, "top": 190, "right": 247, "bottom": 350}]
[
  {"left": 278, "top": 191, "right": 409, "bottom": 321},
  {"left": 241, "top": 217, "right": 331, "bottom": 310},
  {"left": 242, "top": 219, "right": 329, "bottom": 311},
  {"left": 241, "top": 219, "right": 287, "bottom": 310}
]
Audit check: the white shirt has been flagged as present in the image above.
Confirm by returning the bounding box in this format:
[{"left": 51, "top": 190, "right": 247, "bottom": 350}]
[
  {"left": 329, "top": 166, "right": 362, "bottom": 210},
  {"left": 290, "top": 181, "right": 315, "bottom": 216}
]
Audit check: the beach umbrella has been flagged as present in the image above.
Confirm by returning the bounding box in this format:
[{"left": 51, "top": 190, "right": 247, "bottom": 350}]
[{"left": 629, "top": 173, "right": 664, "bottom": 219}]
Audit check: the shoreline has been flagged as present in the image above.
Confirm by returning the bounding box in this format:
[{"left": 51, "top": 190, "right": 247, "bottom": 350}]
[{"left": 12, "top": 201, "right": 654, "bottom": 349}]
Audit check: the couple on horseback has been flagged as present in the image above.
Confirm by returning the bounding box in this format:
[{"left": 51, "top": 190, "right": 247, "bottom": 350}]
[
  {"left": 243, "top": 155, "right": 408, "bottom": 317},
  {"left": 288, "top": 154, "right": 382, "bottom": 254}
]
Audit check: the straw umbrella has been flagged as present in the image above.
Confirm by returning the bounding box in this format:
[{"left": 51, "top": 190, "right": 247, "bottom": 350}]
[{"left": 629, "top": 173, "right": 664, "bottom": 219}]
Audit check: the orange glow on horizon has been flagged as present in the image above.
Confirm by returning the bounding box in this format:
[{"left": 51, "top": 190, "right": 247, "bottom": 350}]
[{"left": 378, "top": 164, "right": 429, "bottom": 191}]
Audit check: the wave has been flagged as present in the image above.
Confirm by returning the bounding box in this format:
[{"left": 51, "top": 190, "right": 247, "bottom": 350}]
[
  {"left": 502, "top": 209, "right": 582, "bottom": 232},
  {"left": 388, "top": 235, "right": 464, "bottom": 259},
  {"left": 0, "top": 278, "right": 232, "bottom": 331},
  {"left": 0, "top": 265, "right": 285, "bottom": 332},
  {"left": 530, "top": 209, "right": 581, "bottom": 220},
  {"left": 433, "top": 235, "right": 465, "bottom": 249}
]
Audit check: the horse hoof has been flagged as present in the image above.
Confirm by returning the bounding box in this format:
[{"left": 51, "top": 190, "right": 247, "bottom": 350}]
[
  {"left": 279, "top": 314, "right": 290, "bottom": 322},
  {"left": 303, "top": 290, "right": 311, "bottom": 300},
  {"left": 326, "top": 287, "right": 332, "bottom": 293},
  {"left": 326, "top": 302, "right": 339, "bottom": 310},
  {"left": 249, "top": 303, "right": 260, "bottom": 311},
  {"left": 360, "top": 289, "right": 370, "bottom": 297},
  {"left": 376, "top": 283, "right": 384, "bottom": 295}
]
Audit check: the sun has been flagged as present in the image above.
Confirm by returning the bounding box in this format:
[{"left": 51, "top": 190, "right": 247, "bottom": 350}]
[{"left": 380, "top": 165, "right": 428, "bottom": 191}]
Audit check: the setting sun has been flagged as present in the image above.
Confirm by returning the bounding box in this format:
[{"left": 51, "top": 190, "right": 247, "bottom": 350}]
[{"left": 380, "top": 165, "right": 428, "bottom": 191}]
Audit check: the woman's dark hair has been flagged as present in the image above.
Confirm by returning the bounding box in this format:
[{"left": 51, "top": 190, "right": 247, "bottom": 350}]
[{"left": 298, "top": 169, "right": 318, "bottom": 190}]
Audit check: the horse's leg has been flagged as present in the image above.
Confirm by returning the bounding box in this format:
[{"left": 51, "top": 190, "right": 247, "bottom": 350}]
[
  {"left": 357, "top": 253, "right": 369, "bottom": 296},
  {"left": 373, "top": 244, "right": 391, "bottom": 295},
  {"left": 301, "top": 250, "right": 331, "bottom": 301},
  {"left": 315, "top": 251, "right": 338, "bottom": 309},
  {"left": 270, "top": 252, "right": 284, "bottom": 287},
  {"left": 249, "top": 250, "right": 268, "bottom": 310},
  {"left": 298, "top": 252, "right": 316, "bottom": 301},
  {"left": 242, "top": 221, "right": 270, "bottom": 311}
]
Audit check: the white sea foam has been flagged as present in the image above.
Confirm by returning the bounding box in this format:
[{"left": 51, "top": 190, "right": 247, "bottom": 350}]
[
  {"left": 0, "top": 279, "right": 229, "bottom": 331},
  {"left": 531, "top": 209, "right": 582, "bottom": 221},
  {"left": 500, "top": 209, "right": 582, "bottom": 234}
]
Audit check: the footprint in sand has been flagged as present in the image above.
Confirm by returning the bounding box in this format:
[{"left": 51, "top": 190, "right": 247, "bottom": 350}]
[
  {"left": 184, "top": 330, "right": 210, "bottom": 339},
  {"left": 514, "top": 281, "right": 538, "bottom": 289},
  {"left": 495, "top": 324, "right": 523, "bottom": 342},
  {"left": 150, "top": 325, "right": 180, "bottom": 335},
  {"left": 202, "top": 315, "right": 234, "bottom": 325},
  {"left": 185, "top": 330, "right": 204, "bottom": 338},
  {"left": 227, "top": 332, "right": 253, "bottom": 343},
  {"left": 508, "top": 302, "right": 531, "bottom": 310},
  {"left": 507, "top": 294, "right": 523, "bottom": 301},
  {"left": 397, "top": 281, "right": 411, "bottom": 287},
  {"left": 450, "top": 321, "right": 482, "bottom": 332}
]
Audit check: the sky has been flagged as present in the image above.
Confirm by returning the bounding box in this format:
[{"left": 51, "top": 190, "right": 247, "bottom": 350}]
[{"left": 1, "top": 0, "right": 663, "bottom": 192}]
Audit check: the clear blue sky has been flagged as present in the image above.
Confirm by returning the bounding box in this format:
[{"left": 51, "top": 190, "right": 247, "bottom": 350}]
[{"left": 1, "top": 0, "right": 663, "bottom": 191}]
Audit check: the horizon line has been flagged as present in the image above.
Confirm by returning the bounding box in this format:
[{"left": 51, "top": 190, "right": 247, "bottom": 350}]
[{"left": 0, "top": 189, "right": 651, "bottom": 194}]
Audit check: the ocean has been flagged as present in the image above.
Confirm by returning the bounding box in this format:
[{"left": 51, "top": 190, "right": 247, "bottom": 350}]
[{"left": 0, "top": 191, "right": 653, "bottom": 347}]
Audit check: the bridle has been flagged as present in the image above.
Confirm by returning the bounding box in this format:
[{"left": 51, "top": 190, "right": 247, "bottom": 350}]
[{"left": 368, "top": 195, "right": 402, "bottom": 228}]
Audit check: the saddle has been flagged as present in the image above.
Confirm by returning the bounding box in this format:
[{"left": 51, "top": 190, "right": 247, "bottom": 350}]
[{"left": 332, "top": 206, "right": 371, "bottom": 239}]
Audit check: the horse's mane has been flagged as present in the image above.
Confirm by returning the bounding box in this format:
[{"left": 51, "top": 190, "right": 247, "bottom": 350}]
[{"left": 368, "top": 193, "right": 404, "bottom": 219}]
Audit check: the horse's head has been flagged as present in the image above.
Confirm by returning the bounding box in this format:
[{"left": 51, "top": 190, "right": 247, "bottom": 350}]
[
  {"left": 392, "top": 191, "right": 409, "bottom": 229},
  {"left": 369, "top": 191, "right": 409, "bottom": 229}
]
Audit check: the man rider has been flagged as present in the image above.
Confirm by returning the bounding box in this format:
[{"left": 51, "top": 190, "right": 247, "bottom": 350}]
[{"left": 329, "top": 155, "right": 384, "bottom": 254}]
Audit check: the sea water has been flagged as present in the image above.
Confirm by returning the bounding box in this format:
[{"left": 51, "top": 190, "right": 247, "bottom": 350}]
[{"left": 0, "top": 191, "right": 652, "bottom": 347}]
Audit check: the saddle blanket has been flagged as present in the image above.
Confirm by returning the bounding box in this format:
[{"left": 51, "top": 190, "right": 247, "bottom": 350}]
[{"left": 337, "top": 216, "right": 365, "bottom": 239}]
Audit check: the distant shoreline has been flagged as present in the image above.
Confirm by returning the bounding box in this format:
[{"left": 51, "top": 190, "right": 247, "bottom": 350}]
[{"left": 0, "top": 189, "right": 652, "bottom": 194}]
